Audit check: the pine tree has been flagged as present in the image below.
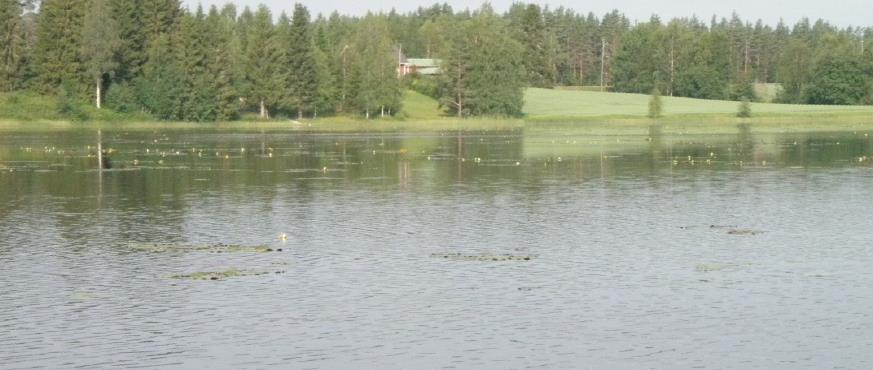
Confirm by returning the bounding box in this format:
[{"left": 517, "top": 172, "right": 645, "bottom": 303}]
[
  {"left": 0, "top": 0, "right": 27, "bottom": 91},
  {"left": 245, "top": 5, "right": 284, "bottom": 119},
  {"left": 81, "top": 0, "right": 121, "bottom": 108},
  {"left": 285, "top": 4, "right": 319, "bottom": 119},
  {"left": 33, "top": 0, "right": 86, "bottom": 93}
]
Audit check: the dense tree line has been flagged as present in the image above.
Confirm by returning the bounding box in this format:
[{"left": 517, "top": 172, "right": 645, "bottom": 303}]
[{"left": 1, "top": 2, "right": 871, "bottom": 122}]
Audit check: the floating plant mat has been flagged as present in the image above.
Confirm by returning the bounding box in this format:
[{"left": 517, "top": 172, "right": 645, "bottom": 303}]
[
  {"left": 678, "top": 225, "right": 766, "bottom": 236},
  {"left": 694, "top": 262, "right": 754, "bottom": 272},
  {"left": 431, "top": 253, "right": 536, "bottom": 262},
  {"left": 170, "top": 269, "right": 286, "bottom": 281},
  {"left": 129, "top": 242, "right": 284, "bottom": 253},
  {"left": 727, "top": 229, "right": 766, "bottom": 236}
]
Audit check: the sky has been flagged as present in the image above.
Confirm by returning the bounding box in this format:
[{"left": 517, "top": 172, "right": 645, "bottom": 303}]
[{"left": 183, "top": 0, "right": 872, "bottom": 28}]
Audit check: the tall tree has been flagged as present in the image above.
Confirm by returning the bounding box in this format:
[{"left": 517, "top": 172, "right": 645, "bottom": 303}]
[
  {"left": 347, "top": 14, "right": 402, "bottom": 118},
  {"left": 245, "top": 5, "right": 284, "bottom": 119},
  {"left": 141, "top": 0, "right": 180, "bottom": 45},
  {"left": 514, "top": 4, "right": 556, "bottom": 87},
  {"left": 285, "top": 4, "right": 319, "bottom": 119},
  {"left": 33, "top": 0, "right": 86, "bottom": 93},
  {"left": 0, "top": 0, "right": 27, "bottom": 91},
  {"left": 136, "top": 34, "right": 184, "bottom": 119},
  {"left": 81, "top": 0, "right": 121, "bottom": 108},
  {"left": 440, "top": 5, "right": 525, "bottom": 117},
  {"left": 110, "top": 0, "right": 145, "bottom": 82}
]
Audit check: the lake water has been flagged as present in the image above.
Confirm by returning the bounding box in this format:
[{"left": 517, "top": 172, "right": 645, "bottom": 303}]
[{"left": 1, "top": 125, "right": 872, "bottom": 369}]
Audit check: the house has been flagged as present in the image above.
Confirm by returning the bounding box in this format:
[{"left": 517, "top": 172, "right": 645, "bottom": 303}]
[{"left": 398, "top": 58, "right": 441, "bottom": 77}]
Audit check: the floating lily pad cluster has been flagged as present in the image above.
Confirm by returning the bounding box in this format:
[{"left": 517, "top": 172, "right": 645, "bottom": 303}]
[
  {"left": 431, "top": 253, "right": 536, "bottom": 262},
  {"left": 130, "top": 242, "right": 283, "bottom": 253},
  {"left": 170, "top": 269, "right": 286, "bottom": 281},
  {"left": 678, "top": 225, "right": 766, "bottom": 236},
  {"left": 726, "top": 229, "right": 765, "bottom": 236},
  {"left": 694, "top": 262, "right": 753, "bottom": 272}
]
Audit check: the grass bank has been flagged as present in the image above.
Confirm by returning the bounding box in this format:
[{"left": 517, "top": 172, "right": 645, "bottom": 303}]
[{"left": 2, "top": 89, "right": 873, "bottom": 133}]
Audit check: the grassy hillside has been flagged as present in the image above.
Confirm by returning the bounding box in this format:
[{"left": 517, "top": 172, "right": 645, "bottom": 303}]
[{"left": 523, "top": 88, "right": 873, "bottom": 119}]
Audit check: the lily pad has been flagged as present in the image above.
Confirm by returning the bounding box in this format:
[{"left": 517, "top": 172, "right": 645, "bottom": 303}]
[
  {"left": 431, "top": 253, "right": 536, "bottom": 262},
  {"left": 130, "top": 242, "right": 283, "bottom": 253},
  {"left": 727, "top": 229, "right": 765, "bottom": 236},
  {"left": 170, "top": 269, "right": 286, "bottom": 281},
  {"left": 694, "top": 262, "right": 753, "bottom": 272}
]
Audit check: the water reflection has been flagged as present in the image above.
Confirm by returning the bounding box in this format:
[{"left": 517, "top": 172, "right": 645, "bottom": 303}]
[{"left": 1, "top": 125, "right": 873, "bottom": 369}]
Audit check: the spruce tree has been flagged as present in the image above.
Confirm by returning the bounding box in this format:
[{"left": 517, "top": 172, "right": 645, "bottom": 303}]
[
  {"left": 141, "top": 0, "right": 180, "bottom": 46},
  {"left": 33, "top": 0, "right": 86, "bottom": 93},
  {"left": 110, "top": 0, "right": 145, "bottom": 82},
  {"left": 440, "top": 5, "right": 525, "bottom": 117},
  {"left": 285, "top": 4, "right": 319, "bottom": 119},
  {"left": 517, "top": 4, "right": 556, "bottom": 88},
  {"left": 81, "top": 0, "right": 121, "bottom": 108},
  {"left": 0, "top": 0, "right": 27, "bottom": 91},
  {"left": 136, "top": 34, "right": 184, "bottom": 119},
  {"left": 245, "top": 5, "right": 285, "bottom": 119}
]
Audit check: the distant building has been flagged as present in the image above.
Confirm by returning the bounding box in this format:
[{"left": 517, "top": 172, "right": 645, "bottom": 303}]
[{"left": 398, "top": 58, "right": 441, "bottom": 77}]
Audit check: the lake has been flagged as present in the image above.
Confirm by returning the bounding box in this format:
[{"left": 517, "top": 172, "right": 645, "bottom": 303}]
[{"left": 1, "top": 125, "right": 872, "bottom": 369}]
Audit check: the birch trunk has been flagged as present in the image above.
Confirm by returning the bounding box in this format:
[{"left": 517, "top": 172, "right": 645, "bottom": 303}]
[
  {"left": 96, "top": 83, "right": 101, "bottom": 109},
  {"left": 259, "top": 100, "right": 268, "bottom": 119}
]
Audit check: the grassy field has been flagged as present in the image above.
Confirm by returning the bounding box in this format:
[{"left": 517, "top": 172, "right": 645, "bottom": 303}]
[
  {"left": 522, "top": 88, "right": 873, "bottom": 119},
  {"left": 3, "top": 88, "right": 873, "bottom": 133}
]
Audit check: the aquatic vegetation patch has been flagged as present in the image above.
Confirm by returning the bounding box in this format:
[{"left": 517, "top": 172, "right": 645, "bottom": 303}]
[
  {"left": 431, "top": 253, "right": 536, "bottom": 262},
  {"left": 694, "top": 262, "right": 753, "bottom": 272},
  {"left": 130, "top": 242, "right": 283, "bottom": 253},
  {"left": 726, "top": 229, "right": 765, "bottom": 236},
  {"left": 170, "top": 269, "right": 286, "bottom": 281}
]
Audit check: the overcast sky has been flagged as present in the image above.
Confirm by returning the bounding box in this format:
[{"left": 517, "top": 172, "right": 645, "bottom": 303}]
[{"left": 183, "top": 0, "right": 871, "bottom": 28}]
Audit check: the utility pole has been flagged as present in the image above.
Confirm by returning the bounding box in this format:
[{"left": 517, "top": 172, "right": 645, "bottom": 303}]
[
  {"left": 600, "top": 38, "right": 607, "bottom": 92},
  {"left": 397, "top": 43, "right": 403, "bottom": 78}
]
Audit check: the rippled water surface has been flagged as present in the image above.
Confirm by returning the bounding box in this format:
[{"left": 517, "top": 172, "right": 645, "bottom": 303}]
[{"left": 1, "top": 126, "right": 873, "bottom": 369}]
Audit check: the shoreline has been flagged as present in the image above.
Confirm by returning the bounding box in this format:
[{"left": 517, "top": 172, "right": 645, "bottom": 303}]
[{"left": 3, "top": 111, "right": 873, "bottom": 134}]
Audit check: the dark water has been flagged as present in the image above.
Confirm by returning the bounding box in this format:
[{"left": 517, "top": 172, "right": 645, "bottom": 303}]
[{"left": 1, "top": 126, "right": 872, "bottom": 369}]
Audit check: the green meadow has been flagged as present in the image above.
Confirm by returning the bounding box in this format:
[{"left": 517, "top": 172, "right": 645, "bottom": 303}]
[{"left": 3, "top": 88, "right": 873, "bottom": 133}]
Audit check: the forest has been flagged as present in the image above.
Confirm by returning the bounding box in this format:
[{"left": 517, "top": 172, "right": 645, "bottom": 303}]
[{"left": 1, "top": 0, "right": 872, "bottom": 121}]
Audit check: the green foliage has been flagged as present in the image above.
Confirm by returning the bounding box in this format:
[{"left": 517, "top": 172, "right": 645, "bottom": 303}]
[
  {"left": 56, "top": 80, "right": 89, "bottom": 121},
  {"left": 245, "top": 5, "right": 285, "bottom": 118},
  {"left": 284, "top": 4, "right": 319, "bottom": 118},
  {"left": 0, "top": 0, "right": 27, "bottom": 91},
  {"left": 438, "top": 5, "right": 525, "bottom": 117},
  {"left": 737, "top": 97, "right": 752, "bottom": 117},
  {"left": 648, "top": 87, "right": 663, "bottom": 118},
  {"left": 81, "top": 0, "right": 121, "bottom": 107},
  {"left": 135, "top": 34, "right": 183, "bottom": 119},
  {"left": 803, "top": 55, "right": 871, "bottom": 105},
  {"left": 33, "top": 0, "right": 86, "bottom": 94},
  {"left": 110, "top": 0, "right": 145, "bottom": 82},
  {"left": 512, "top": 4, "right": 556, "bottom": 88},
  {"left": 6, "top": 2, "right": 873, "bottom": 124},
  {"left": 105, "top": 81, "right": 137, "bottom": 112},
  {"left": 728, "top": 76, "right": 757, "bottom": 102},
  {"left": 347, "top": 14, "right": 402, "bottom": 118}
]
